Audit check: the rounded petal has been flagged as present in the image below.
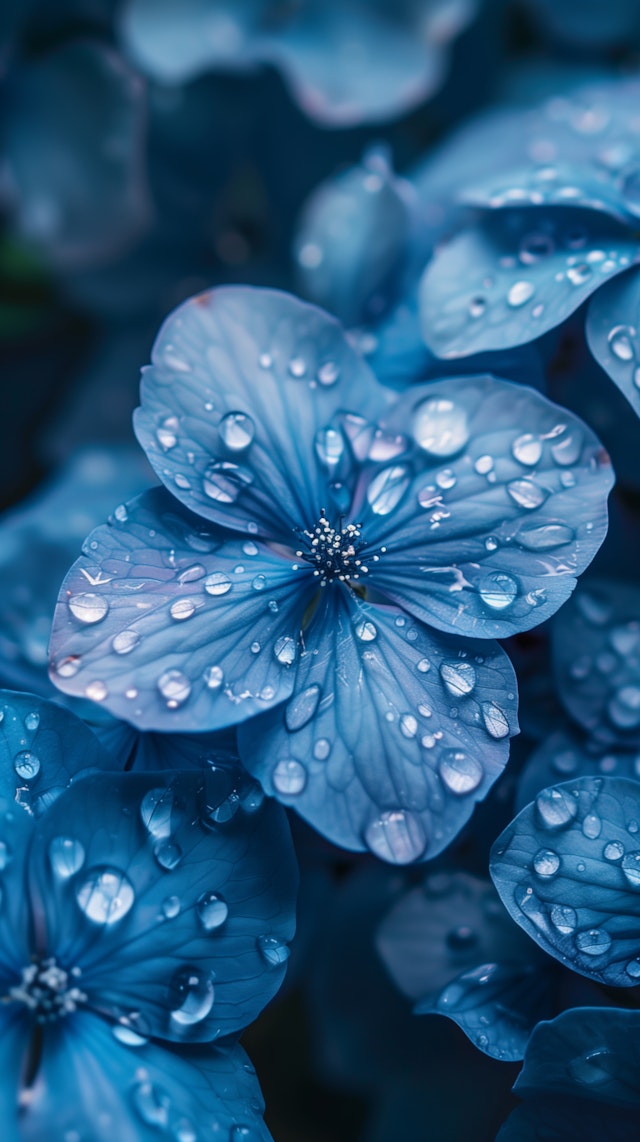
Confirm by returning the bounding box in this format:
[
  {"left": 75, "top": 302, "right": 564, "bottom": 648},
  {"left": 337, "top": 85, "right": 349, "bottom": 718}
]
[
  {"left": 516, "top": 728, "right": 640, "bottom": 813},
  {"left": 552, "top": 578, "right": 640, "bottom": 748},
  {"left": 18, "top": 1013, "right": 272, "bottom": 1142},
  {"left": 120, "top": 0, "right": 260, "bottom": 85},
  {"left": 460, "top": 162, "right": 633, "bottom": 226},
  {"left": 49, "top": 488, "right": 308, "bottom": 732},
  {"left": 491, "top": 775, "right": 640, "bottom": 987},
  {"left": 134, "top": 286, "right": 391, "bottom": 541},
  {"left": 364, "top": 376, "right": 612, "bottom": 638},
  {"left": 29, "top": 766, "right": 297, "bottom": 1041},
  {"left": 586, "top": 267, "right": 640, "bottom": 416},
  {"left": 5, "top": 42, "right": 149, "bottom": 267},
  {"left": 240, "top": 590, "right": 517, "bottom": 863},
  {"left": 419, "top": 208, "right": 638, "bottom": 358}
]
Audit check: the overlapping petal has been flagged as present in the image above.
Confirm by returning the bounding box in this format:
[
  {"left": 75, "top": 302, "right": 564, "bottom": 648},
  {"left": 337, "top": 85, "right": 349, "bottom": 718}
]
[
  {"left": 459, "top": 162, "right": 634, "bottom": 225},
  {"left": 28, "top": 766, "right": 297, "bottom": 1041},
  {"left": 362, "top": 376, "right": 613, "bottom": 637},
  {"left": 239, "top": 591, "right": 517, "bottom": 863},
  {"left": 18, "top": 1015, "right": 272, "bottom": 1142},
  {"left": 516, "top": 729, "right": 640, "bottom": 813},
  {"left": 419, "top": 207, "right": 638, "bottom": 358},
  {"left": 49, "top": 488, "right": 308, "bottom": 731},
  {"left": 491, "top": 775, "right": 640, "bottom": 987},
  {"left": 586, "top": 267, "right": 640, "bottom": 415},
  {"left": 552, "top": 579, "right": 640, "bottom": 747},
  {"left": 134, "top": 286, "right": 391, "bottom": 541}
]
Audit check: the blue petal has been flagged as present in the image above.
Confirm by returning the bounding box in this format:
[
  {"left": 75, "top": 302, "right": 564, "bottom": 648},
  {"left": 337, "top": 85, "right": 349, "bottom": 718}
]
[
  {"left": 5, "top": 42, "right": 149, "bottom": 267},
  {"left": 516, "top": 728, "right": 640, "bottom": 813},
  {"left": 460, "top": 163, "right": 633, "bottom": 226},
  {"left": 491, "top": 775, "right": 640, "bottom": 987},
  {"left": 294, "top": 149, "right": 415, "bottom": 328},
  {"left": 419, "top": 208, "right": 638, "bottom": 358},
  {"left": 134, "top": 286, "right": 391, "bottom": 541},
  {"left": 0, "top": 1008, "right": 30, "bottom": 1142},
  {"left": 363, "top": 376, "right": 612, "bottom": 638},
  {"left": 586, "top": 267, "right": 640, "bottom": 416},
  {"left": 239, "top": 590, "right": 517, "bottom": 863},
  {"left": 49, "top": 488, "right": 308, "bottom": 732},
  {"left": 552, "top": 579, "right": 640, "bottom": 747},
  {"left": 29, "top": 766, "right": 297, "bottom": 1041},
  {"left": 18, "top": 1013, "right": 272, "bottom": 1142}
]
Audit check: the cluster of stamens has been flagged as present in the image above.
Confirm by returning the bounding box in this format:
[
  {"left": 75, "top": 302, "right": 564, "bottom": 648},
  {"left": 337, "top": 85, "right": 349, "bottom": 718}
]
[
  {"left": 296, "top": 510, "right": 383, "bottom": 587},
  {"left": 8, "top": 959, "right": 86, "bottom": 1023}
]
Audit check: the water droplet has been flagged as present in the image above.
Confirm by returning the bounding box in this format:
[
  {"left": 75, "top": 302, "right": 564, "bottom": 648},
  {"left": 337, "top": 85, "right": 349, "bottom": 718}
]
[
  {"left": 170, "top": 966, "right": 214, "bottom": 1026},
  {"left": 196, "top": 891, "right": 228, "bottom": 931},
  {"left": 86, "top": 680, "right": 108, "bottom": 702},
  {"left": 48, "top": 837, "right": 84, "bottom": 878},
  {"left": 204, "top": 571, "right": 232, "bottom": 596},
  {"left": 507, "top": 280, "right": 535, "bottom": 307},
  {"left": 621, "top": 851, "right": 640, "bottom": 888},
  {"left": 474, "top": 454, "right": 493, "bottom": 475},
  {"left": 481, "top": 701, "right": 510, "bottom": 739},
  {"left": 569, "top": 1049, "right": 614, "bottom": 1085},
  {"left": 536, "top": 787, "right": 578, "bottom": 829},
  {"left": 517, "top": 522, "right": 574, "bottom": 550},
  {"left": 469, "top": 296, "right": 486, "bottom": 317},
  {"left": 140, "top": 788, "right": 175, "bottom": 840},
  {"left": 314, "top": 737, "right": 331, "bottom": 760},
  {"left": 170, "top": 598, "right": 195, "bottom": 621},
  {"left": 285, "top": 685, "right": 320, "bottom": 731},
  {"left": 366, "top": 465, "right": 410, "bottom": 515},
  {"left": 436, "top": 468, "right": 457, "bottom": 489},
  {"left": 318, "top": 361, "right": 339, "bottom": 386},
  {"left": 626, "top": 958, "right": 640, "bottom": 979},
  {"left": 68, "top": 593, "right": 109, "bottom": 624},
  {"left": 14, "top": 751, "right": 41, "bottom": 781},
  {"left": 76, "top": 867, "right": 135, "bottom": 924},
  {"left": 157, "top": 669, "right": 192, "bottom": 708},
  {"left": 398, "top": 714, "right": 417, "bottom": 739},
  {"left": 533, "top": 848, "right": 560, "bottom": 877},
  {"left": 274, "top": 636, "right": 297, "bottom": 665},
  {"left": 154, "top": 841, "right": 182, "bottom": 871},
  {"left": 162, "top": 895, "right": 181, "bottom": 919},
  {"left": 417, "top": 658, "right": 430, "bottom": 673},
  {"left": 608, "top": 325, "right": 635, "bottom": 361},
  {"left": 507, "top": 478, "right": 548, "bottom": 510},
  {"left": 575, "top": 928, "right": 612, "bottom": 956},
  {"left": 582, "top": 813, "right": 602, "bottom": 840},
  {"left": 478, "top": 572, "right": 518, "bottom": 610},
  {"left": 203, "top": 461, "right": 253, "bottom": 503},
  {"left": 439, "top": 750, "right": 483, "bottom": 795},
  {"left": 364, "top": 810, "right": 427, "bottom": 864},
  {"left": 219, "top": 411, "right": 255, "bottom": 451},
  {"left": 315, "top": 427, "right": 344, "bottom": 469},
  {"left": 24, "top": 712, "right": 40, "bottom": 732},
  {"left": 288, "top": 357, "right": 306, "bottom": 378},
  {"left": 258, "top": 935, "right": 291, "bottom": 966},
  {"left": 204, "top": 665, "right": 224, "bottom": 689},
  {"left": 113, "top": 1024, "right": 148, "bottom": 1047},
  {"left": 157, "top": 415, "right": 179, "bottom": 450},
  {"left": 112, "top": 629, "right": 141, "bottom": 654},
  {"left": 511, "top": 433, "right": 542, "bottom": 465},
  {"left": 413, "top": 397, "right": 469, "bottom": 457},
  {"left": 177, "top": 564, "right": 206, "bottom": 585},
  {"left": 272, "top": 758, "right": 306, "bottom": 795},
  {"left": 519, "top": 232, "right": 555, "bottom": 264},
  {"left": 604, "top": 840, "right": 624, "bottom": 861},
  {"left": 551, "top": 430, "right": 582, "bottom": 466},
  {"left": 131, "top": 1080, "right": 171, "bottom": 1128},
  {"left": 355, "top": 620, "right": 377, "bottom": 642},
  {"left": 439, "top": 661, "right": 476, "bottom": 697},
  {"left": 567, "top": 263, "right": 591, "bottom": 286},
  {"left": 258, "top": 352, "right": 272, "bottom": 368},
  {"left": 550, "top": 904, "right": 577, "bottom": 934}
]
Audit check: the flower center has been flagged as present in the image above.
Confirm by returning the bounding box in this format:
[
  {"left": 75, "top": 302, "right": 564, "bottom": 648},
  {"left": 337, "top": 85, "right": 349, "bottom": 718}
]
[
  {"left": 9, "top": 959, "right": 86, "bottom": 1023},
  {"left": 296, "top": 510, "right": 369, "bottom": 587}
]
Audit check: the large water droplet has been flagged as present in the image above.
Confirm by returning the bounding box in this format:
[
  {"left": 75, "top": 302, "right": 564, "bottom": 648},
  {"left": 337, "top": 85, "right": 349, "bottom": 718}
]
[
  {"left": 517, "top": 522, "right": 574, "bottom": 550},
  {"left": 315, "top": 427, "right": 344, "bottom": 470},
  {"left": 366, "top": 465, "right": 410, "bottom": 515},
  {"left": 364, "top": 809, "right": 427, "bottom": 864},
  {"left": 169, "top": 966, "right": 214, "bottom": 1026},
  {"left": 48, "top": 836, "right": 85, "bottom": 878},
  {"left": 608, "top": 325, "right": 635, "bottom": 362},
  {"left": 24, "top": 711, "right": 40, "bottom": 732},
  {"left": 478, "top": 572, "right": 518, "bottom": 611},
  {"left": 258, "top": 934, "right": 291, "bottom": 966},
  {"left": 274, "top": 636, "right": 296, "bottom": 665},
  {"left": 203, "top": 461, "right": 253, "bottom": 503},
  {"left": 507, "top": 478, "right": 548, "bottom": 510},
  {"left": 318, "top": 360, "right": 340, "bottom": 386},
  {"left": 413, "top": 397, "right": 469, "bottom": 457},
  {"left": 550, "top": 429, "right": 582, "bottom": 467},
  {"left": 219, "top": 411, "right": 255, "bottom": 451},
  {"left": 439, "top": 750, "right": 483, "bottom": 795},
  {"left": 140, "top": 788, "right": 175, "bottom": 840},
  {"left": 511, "top": 433, "right": 542, "bottom": 466},
  {"left": 85, "top": 680, "right": 108, "bottom": 704},
  {"left": 519, "top": 232, "right": 555, "bottom": 264},
  {"left": 439, "top": 661, "right": 476, "bottom": 697},
  {"left": 285, "top": 685, "right": 320, "bottom": 732},
  {"left": 536, "top": 787, "right": 578, "bottom": 829},
  {"left": 204, "top": 571, "right": 232, "bottom": 596},
  {"left": 131, "top": 1080, "right": 171, "bottom": 1128},
  {"left": 550, "top": 904, "right": 577, "bottom": 934},
  {"left": 170, "top": 598, "right": 196, "bottom": 621},
  {"left": 76, "top": 866, "right": 135, "bottom": 925},
  {"left": 533, "top": 848, "right": 560, "bottom": 878},
  {"left": 355, "top": 620, "right": 377, "bottom": 641},
  {"left": 621, "top": 851, "right": 640, "bottom": 888},
  {"left": 154, "top": 841, "right": 182, "bottom": 870},
  {"left": 112, "top": 629, "right": 141, "bottom": 654},
  {"left": 604, "top": 840, "right": 624, "bottom": 861},
  {"left": 68, "top": 593, "right": 109, "bottom": 624},
  {"left": 14, "top": 751, "right": 41, "bottom": 781},
  {"left": 272, "top": 758, "right": 306, "bottom": 795},
  {"left": 575, "top": 928, "right": 612, "bottom": 957},
  {"left": 157, "top": 669, "right": 192, "bottom": 708},
  {"left": 481, "top": 701, "right": 510, "bottom": 739},
  {"left": 507, "top": 280, "right": 535, "bottom": 307},
  {"left": 196, "top": 891, "right": 229, "bottom": 931},
  {"left": 582, "top": 813, "right": 602, "bottom": 840}
]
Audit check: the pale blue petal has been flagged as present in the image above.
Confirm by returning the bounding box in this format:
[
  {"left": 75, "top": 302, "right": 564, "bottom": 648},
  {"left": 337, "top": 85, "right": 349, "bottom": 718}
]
[{"left": 516, "top": 729, "right": 640, "bottom": 814}]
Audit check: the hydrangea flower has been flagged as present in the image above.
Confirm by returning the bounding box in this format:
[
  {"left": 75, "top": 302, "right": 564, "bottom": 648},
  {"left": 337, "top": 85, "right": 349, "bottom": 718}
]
[
  {"left": 418, "top": 78, "right": 640, "bottom": 417},
  {"left": 49, "top": 286, "right": 613, "bottom": 863},
  {"left": 120, "top": 0, "right": 478, "bottom": 126},
  {"left": 0, "top": 689, "right": 297, "bottom": 1138}
]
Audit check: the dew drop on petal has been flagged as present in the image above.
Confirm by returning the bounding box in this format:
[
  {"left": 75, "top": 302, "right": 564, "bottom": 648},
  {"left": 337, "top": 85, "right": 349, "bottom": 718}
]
[
  {"left": 364, "top": 810, "right": 427, "bottom": 864},
  {"left": 400, "top": 714, "right": 418, "bottom": 739},
  {"left": 366, "top": 465, "right": 410, "bottom": 515},
  {"left": 14, "top": 751, "right": 40, "bottom": 781},
  {"left": 140, "top": 788, "right": 175, "bottom": 840},
  {"left": 169, "top": 966, "right": 215, "bottom": 1027},
  {"left": 157, "top": 669, "right": 192, "bottom": 708},
  {"left": 170, "top": 598, "right": 196, "bottom": 621},
  {"left": 575, "top": 928, "right": 612, "bottom": 957},
  {"left": 355, "top": 620, "right": 377, "bottom": 642},
  {"left": 204, "top": 571, "right": 232, "bottom": 596},
  {"left": 314, "top": 738, "right": 331, "bottom": 761},
  {"left": 285, "top": 685, "right": 321, "bottom": 732},
  {"left": 413, "top": 397, "right": 469, "bottom": 458},
  {"left": 48, "top": 837, "right": 85, "bottom": 878},
  {"left": 536, "top": 787, "right": 578, "bottom": 829},
  {"left": 533, "top": 848, "right": 560, "bottom": 878},
  {"left": 582, "top": 813, "right": 602, "bottom": 840},
  {"left": 258, "top": 935, "right": 291, "bottom": 966},
  {"left": 24, "top": 712, "right": 40, "bottom": 732},
  {"left": 203, "top": 461, "right": 253, "bottom": 503},
  {"left": 154, "top": 841, "right": 183, "bottom": 871},
  {"left": 604, "top": 840, "right": 624, "bottom": 861},
  {"left": 204, "top": 665, "right": 224, "bottom": 690},
  {"left": 131, "top": 1080, "right": 171, "bottom": 1128},
  {"left": 621, "top": 851, "right": 640, "bottom": 888},
  {"left": 481, "top": 701, "right": 510, "bottom": 739},
  {"left": 439, "top": 661, "right": 476, "bottom": 697},
  {"left": 511, "top": 434, "right": 542, "bottom": 465},
  {"left": 162, "top": 895, "right": 181, "bottom": 919},
  {"left": 86, "top": 681, "right": 108, "bottom": 702},
  {"left": 68, "top": 593, "right": 109, "bottom": 624},
  {"left": 274, "top": 636, "right": 297, "bottom": 665},
  {"left": 272, "top": 758, "right": 307, "bottom": 795},
  {"left": 76, "top": 867, "right": 135, "bottom": 925},
  {"left": 569, "top": 1049, "right": 614, "bottom": 1086},
  {"left": 608, "top": 325, "right": 635, "bottom": 362},
  {"left": 478, "top": 572, "right": 518, "bottom": 611},
  {"left": 439, "top": 750, "right": 483, "bottom": 795},
  {"left": 550, "top": 904, "right": 577, "bottom": 934},
  {"left": 196, "top": 891, "right": 229, "bottom": 931},
  {"left": 156, "top": 415, "right": 179, "bottom": 450},
  {"left": 507, "top": 280, "right": 535, "bottom": 307},
  {"left": 517, "top": 522, "right": 574, "bottom": 550},
  {"left": 626, "top": 958, "right": 640, "bottom": 979},
  {"left": 112, "top": 629, "right": 141, "bottom": 654},
  {"left": 219, "top": 412, "right": 255, "bottom": 451},
  {"left": 507, "top": 478, "right": 548, "bottom": 510},
  {"left": 318, "top": 361, "right": 340, "bottom": 386}
]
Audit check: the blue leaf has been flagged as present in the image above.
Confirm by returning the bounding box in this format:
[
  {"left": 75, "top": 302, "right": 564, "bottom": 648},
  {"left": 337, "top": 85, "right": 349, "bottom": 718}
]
[
  {"left": 49, "top": 488, "right": 308, "bottom": 732},
  {"left": 552, "top": 578, "right": 640, "bottom": 747},
  {"left": 363, "top": 375, "right": 613, "bottom": 638},
  {"left": 419, "top": 208, "right": 638, "bottom": 358},
  {"left": 491, "top": 775, "right": 640, "bottom": 987},
  {"left": 516, "top": 728, "right": 640, "bottom": 813},
  {"left": 239, "top": 590, "right": 517, "bottom": 863},
  {"left": 5, "top": 41, "right": 149, "bottom": 267},
  {"left": 18, "top": 1014, "right": 272, "bottom": 1141},
  {"left": 133, "top": 286, "right": 391, "bottom": 542},
  {"left": 586, "top": 267, "right": 640, "bottom": 416},
  {"left": 29, "top": 766, "right": 297, "bottom": 1041}
]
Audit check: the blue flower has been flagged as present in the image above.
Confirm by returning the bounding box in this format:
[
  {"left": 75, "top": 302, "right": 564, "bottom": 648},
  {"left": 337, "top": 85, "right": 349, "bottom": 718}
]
[
  {"left": 419, "top": 77, "right": 640, "bottom": 416},
  {"left": 0, "top": 689, "right": 297, "bottom": 1139},
  {"left": 49, "top": 286, "right": 613, "bottom": 863},
  {"left": 119, "top": 0, "right": 478, "bottom": 126}
]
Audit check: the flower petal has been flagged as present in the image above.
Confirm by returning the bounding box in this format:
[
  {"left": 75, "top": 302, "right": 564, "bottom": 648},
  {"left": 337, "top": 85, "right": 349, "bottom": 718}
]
[
  {"left": 586, "top": 267, "right": 640, "bottom": 416},
  {"left": 49, "top": 488, "right": 308, "bottom": 732},
  {"left": 240, "top": 591, "right": 517, "bottom": 863},
  {"left": 364, "top": 376, "right": 612, "bottom": 638},
  {"left": 134, "top": 286, "right": 391, "bottom": 541},
  {"left": 516, "top": 728, "right": 640, "bottom": 813},
  {"left": 29, "top": 766, "right": 297, "bottom": 1041},
  {"left": 491, "top": 775, "right": 640, "bottom": 987},
  {"left": 460, "top": 162, "right": 633, "bottom": 225},
  {"left": 552, "top": 578, "right": 640, "bottom": 748},
  {"left": 419, "top": 208, "right": 638, "bottom": 358},
  {"left": 18, "top": 1013, "right": 272, "bottom": 1142}
]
